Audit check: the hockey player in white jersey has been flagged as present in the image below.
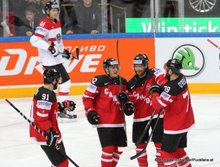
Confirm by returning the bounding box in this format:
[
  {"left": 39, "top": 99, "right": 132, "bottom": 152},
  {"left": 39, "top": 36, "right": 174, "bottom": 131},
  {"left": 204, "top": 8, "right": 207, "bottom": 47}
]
[{"left": 30, "top": 1, "right": 76, "bottom": 119}]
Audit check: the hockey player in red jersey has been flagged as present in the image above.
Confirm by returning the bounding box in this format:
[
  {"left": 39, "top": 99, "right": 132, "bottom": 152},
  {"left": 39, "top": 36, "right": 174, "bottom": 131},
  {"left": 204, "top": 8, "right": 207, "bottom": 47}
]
[
  {"left": 82, "top": 58, "right": 134, "bottom": 167},
  {"left": 29, "top": 68, "right": 75, "bottom": 167},
  {"left": 127, "top": 54, "right": 167, "bottom": 167},
  {"left": 149, "top": 58, "right": 195, "bottom": 167},
  {"left": 30, "top": 1, "right": 76, "bottom": 119}
]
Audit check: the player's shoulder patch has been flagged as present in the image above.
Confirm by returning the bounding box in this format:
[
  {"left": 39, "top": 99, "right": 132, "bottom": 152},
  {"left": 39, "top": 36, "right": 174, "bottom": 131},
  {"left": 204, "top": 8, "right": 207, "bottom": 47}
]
[
  {"left": 87, "top": 82, "right": 97, "bottom": 93},
  {"left": 91, "top": 75, "right": 109, "bottom": 87},
  {"left": 36, "top": 100, "right": 53, "bottom": 110},
  {"left": 152, "top": 68, "right": 163, "bottom": 77},
  {"left": 160, "top": 91, "right": 171, "bottom": 101}
]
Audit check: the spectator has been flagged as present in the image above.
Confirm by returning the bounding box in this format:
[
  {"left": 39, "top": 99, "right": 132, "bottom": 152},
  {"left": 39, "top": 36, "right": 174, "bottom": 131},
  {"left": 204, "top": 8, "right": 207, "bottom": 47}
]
[
  {"left": 16, "top": 7, "right": 40, "bottom": 36},
  {"left": 0, "top": 20, "right": 14, "bottom": 37},
  {"left": 66, "top": 0, "right": 102, "bottom": 34},
  {"left": 132, "top": 0, "right": 150, "bottom": 17},
  {"left": 60, "top": 0, "right": 77, "bottom": 34},
  {"left": 0, "top": 6, "right": 13, "bottom": 36},
  {"left": 34, "top": 0, "right": 50, "bottom": 19},
  {"left": 163, "top": 0, "right": 178, "bottom": 17}
]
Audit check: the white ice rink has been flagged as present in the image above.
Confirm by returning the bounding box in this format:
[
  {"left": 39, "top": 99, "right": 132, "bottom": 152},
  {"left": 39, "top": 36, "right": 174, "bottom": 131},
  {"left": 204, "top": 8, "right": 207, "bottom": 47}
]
[{"left": 0, "top": 94, "right": 220, "bottom": 167}]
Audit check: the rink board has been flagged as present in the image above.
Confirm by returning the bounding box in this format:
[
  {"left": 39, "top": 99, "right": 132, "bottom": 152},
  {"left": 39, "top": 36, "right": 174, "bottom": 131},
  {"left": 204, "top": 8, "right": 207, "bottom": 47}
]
[{"left": 0, "top": 33, "right": 220, "bottom": 98}]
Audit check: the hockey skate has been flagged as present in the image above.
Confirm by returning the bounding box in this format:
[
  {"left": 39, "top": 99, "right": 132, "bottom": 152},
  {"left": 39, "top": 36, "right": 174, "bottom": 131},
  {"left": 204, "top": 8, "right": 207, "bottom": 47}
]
[{"left": 58, "top": 109, "right": 77, "bottom": 123}]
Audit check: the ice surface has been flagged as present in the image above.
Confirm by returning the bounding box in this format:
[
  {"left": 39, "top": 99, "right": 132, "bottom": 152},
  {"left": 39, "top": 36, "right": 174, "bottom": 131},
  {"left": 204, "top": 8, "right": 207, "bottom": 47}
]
[{"left": 0, "top": 95, "right": 220, "bottom": 167}]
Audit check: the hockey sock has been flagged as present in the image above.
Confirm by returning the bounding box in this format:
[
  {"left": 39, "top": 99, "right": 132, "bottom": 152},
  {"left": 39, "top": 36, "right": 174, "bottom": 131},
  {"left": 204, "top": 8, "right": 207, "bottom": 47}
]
[
  {"left": 101, "top": 146, "right": 114, "bottom": 167},
  {"left": 59, "top": 92, "right": 70, "bottom": 102},
  {"left": 174, "top": 148, "right": 191, "bottom": 167},
  {"left": 112, "top": 147, "right": 122, "bottom": 167},
  {"left": 154, "top": 142, "right": 163, "bottom": 167},
  {"left": 161, "top": 150, "right": 177, "bottom": 167},
  {"left": 59, "top": 80, "right": 71, "bottom": 102},
  {"left": 56, "top": 159, "right": 69, "bottom": 167},
  {"left": 136, "top": 143, "right": 148, "bottom": 167}
]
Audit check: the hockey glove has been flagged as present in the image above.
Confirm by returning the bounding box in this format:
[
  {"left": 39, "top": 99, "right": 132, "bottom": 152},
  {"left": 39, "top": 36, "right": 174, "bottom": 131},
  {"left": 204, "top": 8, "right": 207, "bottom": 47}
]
[
  {"left": 87, "top": 111, "right": 100, "bottom": 125},
  {"left": 123, "top": 101, "right": 134, "bottom": 116},
  {"left": 149, "top": 84, "right": 163, "bottom": 97},
  {"left": 58, "top": 100, "right": 76, "bottom": 112},
  {"left": 46, "top": 128, "right": 59, "bottom": 147},
  {"left": 117, "top": 92, "right": 128, "bottom": 104},
  {"left": 62, "top": 49, "right": 72, "bottom": 60},
  {"left": 48, "top": 43, "right": 59, "bottom": 57}
]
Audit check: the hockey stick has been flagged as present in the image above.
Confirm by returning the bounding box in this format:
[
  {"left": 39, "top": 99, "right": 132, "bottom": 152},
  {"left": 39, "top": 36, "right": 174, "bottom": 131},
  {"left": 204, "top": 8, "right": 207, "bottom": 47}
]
[
  {"left": 116, "top": 39, "right": 123, "bottom": 92},
  {"left": 130, "top": 109, "right": 163, "bottom": 160},
  {"left": 207, "top": 39, "right": 220, "bottom": 49},
  {"left": 60, "top": 47, "right": 79, "bottom": 60},
  {"left": 5, "top": 99, "right": 80, "bottom": 167},
  {"left": 75, "top": 47, "right": 79, "bottom": 60},
  {"left": 135, "top": 109, "right": 158, "bottom": 147}
]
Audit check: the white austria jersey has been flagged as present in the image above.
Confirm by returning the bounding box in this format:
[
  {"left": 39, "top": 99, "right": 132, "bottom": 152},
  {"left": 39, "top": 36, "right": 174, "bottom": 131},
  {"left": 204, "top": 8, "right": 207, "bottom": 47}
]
[{"left": 30, "top": 17, "right": 65, "bottom": 66}]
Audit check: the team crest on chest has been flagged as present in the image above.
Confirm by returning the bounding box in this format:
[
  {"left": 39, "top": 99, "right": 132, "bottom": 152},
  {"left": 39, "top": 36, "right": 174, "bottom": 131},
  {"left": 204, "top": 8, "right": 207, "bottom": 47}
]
[{"left": 56, "top": 33, "right": 62, "bottom": 43}]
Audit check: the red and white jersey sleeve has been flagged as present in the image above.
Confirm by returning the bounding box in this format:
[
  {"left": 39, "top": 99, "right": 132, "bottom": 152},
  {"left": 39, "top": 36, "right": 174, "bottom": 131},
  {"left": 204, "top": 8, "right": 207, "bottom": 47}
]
[
  {"left": 82, "top": 75, "right": 127, "bottom": 128},
  {"left": 29, "top": 86, "right": 61, "bottom": 143},
  {"left": 30, "top": 17, "right": 65, "bottom": 66},
  {"left": 127, "top": 68, "right": 166, "bottom": 122},
  {"left": 151, "top": 75, "right": 195, "bottom": 134}
]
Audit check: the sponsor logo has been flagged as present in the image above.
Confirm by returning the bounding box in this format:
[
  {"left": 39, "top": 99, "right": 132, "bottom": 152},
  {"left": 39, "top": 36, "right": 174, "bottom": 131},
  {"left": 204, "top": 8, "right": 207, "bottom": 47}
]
[
  {"left": 0, "top": 45, "right": 106, "bottom": 77},
  {"left": 172, "top": 44, "right": 205, "bottom": 78},
  {"left": 126, "top": 18, "right": 220, "bottom": 33}
]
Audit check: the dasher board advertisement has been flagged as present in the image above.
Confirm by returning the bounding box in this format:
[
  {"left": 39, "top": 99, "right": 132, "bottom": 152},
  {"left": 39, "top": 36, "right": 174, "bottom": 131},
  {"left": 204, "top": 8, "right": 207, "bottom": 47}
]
[
  {"left": 0, "top": 38, "right": 155, "bottom": 87},
  {"left": 155, "top": 37, "right": 220, "bottom": 83}
]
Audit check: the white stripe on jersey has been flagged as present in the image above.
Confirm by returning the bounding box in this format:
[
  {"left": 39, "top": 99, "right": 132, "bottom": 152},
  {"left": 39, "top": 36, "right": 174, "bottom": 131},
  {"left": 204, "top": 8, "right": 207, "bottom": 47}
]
[
  {"left": 164, "top": 124, "right": 195, "bottom": 134},
  {"left": 87, "top": 83, "right": 97, "bottom": 93},
  {"left": 36, "top": 111, "right": 49, "bottom": 117}
]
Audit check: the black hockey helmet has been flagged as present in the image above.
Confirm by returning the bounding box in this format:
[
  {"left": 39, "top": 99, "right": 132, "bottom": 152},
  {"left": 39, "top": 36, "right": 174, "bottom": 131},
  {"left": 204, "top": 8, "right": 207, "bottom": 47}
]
[
  {"left": 103, "top": 58, "right": 119, "bottom": 70},
  {"left": 133, "top": 54, "right": 149, "bottom": 68},
  {"left": 165, "top": 58, "right": 182, "bottom": 74},
  {"left": 43, "top": 68, "right": 61, "bottom": 84},
  {"left": 44, "top": 1, "right": 59, "bottom": 14}
]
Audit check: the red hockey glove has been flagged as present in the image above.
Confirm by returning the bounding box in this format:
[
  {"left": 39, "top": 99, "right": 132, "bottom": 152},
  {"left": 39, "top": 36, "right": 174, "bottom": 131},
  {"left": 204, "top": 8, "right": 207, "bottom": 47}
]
[{"left": 58, "top": 100, "right": 76, "bottom": 112}]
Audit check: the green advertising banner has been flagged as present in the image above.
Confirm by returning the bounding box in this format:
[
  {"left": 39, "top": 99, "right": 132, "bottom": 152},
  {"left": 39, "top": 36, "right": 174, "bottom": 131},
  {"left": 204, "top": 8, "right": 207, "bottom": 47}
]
[{"left": 126, "top": 18, "right": 220, "bottom": 33}]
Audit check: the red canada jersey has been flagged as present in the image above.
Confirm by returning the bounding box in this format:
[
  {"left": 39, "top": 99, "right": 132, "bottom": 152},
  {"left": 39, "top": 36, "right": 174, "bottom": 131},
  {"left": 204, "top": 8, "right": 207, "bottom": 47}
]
[
  {"left": 29, "top": 86, "right": 61, "bottom": 143},
  {"left": 127, "top": 68, "right": 167, "bottom": 122},
  {"left": 82, "top": 75, "right": 127, "bottom": 128},
  {"left": 151, "top": 75, "right": 195, "bottom": 134}
]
